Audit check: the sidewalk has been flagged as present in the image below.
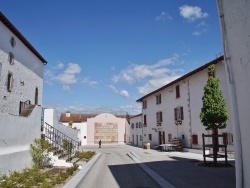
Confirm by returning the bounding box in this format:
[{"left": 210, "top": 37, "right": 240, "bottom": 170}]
[{"left": 128, "top": 145, "right": 235, "bottom": 188}]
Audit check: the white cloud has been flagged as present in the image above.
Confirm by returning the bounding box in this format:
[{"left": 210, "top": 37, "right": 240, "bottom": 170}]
[
  {"left": 54, "top": 63, "right": 81, "bottom": 85},
  {"left": 179, "top": 5, "right": 208, "bottom": 21},
  {"left": 156, "top": 11, "right": 172, "bottom": 22},
  {"left": 108, "top": 85, "right": 119, "bottom": 93},
  {"left": 193, "top": 31, "right": 201, "bottom": 36},
  {"left": 62, "top": 85, "right": 71, "bottom": 93},
  {"left": 138, "top": 75, "right": 182, "bottom": 95},
  {"left": 120, "top": 90, "right": 129, "bottom": 98},
  {"left": 112, "top": 54, "right": 179, "bottom": 85},
  {"left": 81, "top": 77, "right": 98, "bottom": 86},
  {"left": 197, "top": 21, "right": 206, "bottom": 27},
  {"left": 55, "top": 62, "right": 64, "bottom": 69}
]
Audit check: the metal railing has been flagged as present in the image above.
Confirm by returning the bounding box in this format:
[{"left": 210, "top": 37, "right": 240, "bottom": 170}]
[
  {"left": 19, "top": 100, "right": 31, "bottom": 114},
  {"left": 42, "top": 122, "right": 79, "bottom": 162}
]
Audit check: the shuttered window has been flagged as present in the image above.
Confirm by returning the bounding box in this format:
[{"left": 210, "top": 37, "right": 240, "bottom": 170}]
[
  {"left": 176, "top": 85, "right": 180, "bottom": 98},
  {"left": 174, "top": 107, "right": 184, "bottom": 121},
  {"left": 192, "top": 135, "right": 198, "bottom": 145}
]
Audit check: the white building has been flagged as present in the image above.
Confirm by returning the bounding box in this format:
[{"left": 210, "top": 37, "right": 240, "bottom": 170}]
[
  {"left": 60, "top": 112, "right": 129, "bottom": 145},
  {"left": 127, "top": 56, "right": 234, "bottom": 153},
  {"left": 217, "top": 1, "right": 250, "bottom": 187},
  {"left": 0, "top": 12, "right": 47, "bottom": 175}
]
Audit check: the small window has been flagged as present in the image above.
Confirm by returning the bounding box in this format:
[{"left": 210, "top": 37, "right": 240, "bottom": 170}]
[
  {"left": 10, "top": 36, "right": 16, "bottom": 47},
  {"left": 149, "top": 134, "right": 152, "bottom": 140},
  {"left": 140, "top": 135, "right": 142, "bottom": 141},
  {"left": 131, "top": 123, "right": 134, "bottom": 129},
  {"left": 174, "top": 107, "right": 184, "bottom": 121},
  {"left": 136, "top": 122, "right": 138, "bottom": 128},
  {"left": 168, "top": 133, "right": 172, "bottom": 142},
  {"left": 143, "top": 100, "right": 147, "bottom": 109},
  {"left": 84, "top": 136, "right": 86, "bottom": 139},
  {"left": 144, "top": 115, "right": 147, "bottom": 126},
  {"left": 176, "top": 85, "right": 180, "bottom": 98},
  {"left": 7, "top": 72, "right": 13, "bottom": 92},
  {"left": 192, "top": 135, "right": 198, "bottom": 145},
  {"left": 156, "top": 111, "right": 163, "bottom": 124},
  {"left": 8, "top": 52, "right": 14, "bottom": 65},
  {"left": 156, "top": 94, "right": 161, "bottom": 104}
]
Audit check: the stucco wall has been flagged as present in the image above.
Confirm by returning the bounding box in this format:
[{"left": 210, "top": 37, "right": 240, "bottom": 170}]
[
  {"left": 0, "top": 105, "right": 41, "bottom": 175},
  {"left": 44, "top": 109, "right": 78, "bottom": 142},
  {"left": 217, "top": 1, "right": 250, "bottom": 187},
  {"left": 0, "top": 22, "right": 44, "bottom": 115},
  {"left": 87, "top": 113, "right": 126, "bottom": 145},
  {"left": 137, "top": 60, "right": 233, "bottom": 150}
]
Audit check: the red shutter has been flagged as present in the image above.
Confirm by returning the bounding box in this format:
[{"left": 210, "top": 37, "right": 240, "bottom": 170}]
[
  {"left": 181, "top": 107, "right": 184, "bottom": 120},
  {"left": 192, "top": 135, "right": 198, "bottom": 144}
]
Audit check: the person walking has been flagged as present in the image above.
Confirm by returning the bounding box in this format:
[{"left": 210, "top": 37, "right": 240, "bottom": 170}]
[{"left": 99, "top": 140, "right": 102, "bottom": 148}]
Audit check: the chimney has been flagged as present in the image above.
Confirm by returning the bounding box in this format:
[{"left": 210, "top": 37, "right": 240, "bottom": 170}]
[{"left": 66, "top": 111, "right": 71, "bottom": 117}]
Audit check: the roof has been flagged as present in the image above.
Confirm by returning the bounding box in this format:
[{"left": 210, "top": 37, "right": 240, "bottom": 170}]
[
  {"left": 136, "top": 56, "right": 224, "bottom": 102},
  {"left": 130, "top": 113, "right": 142, "bottom": 118},
  {"left": 59, "top": 113, "right": 130, "bottom": 123},
  {"left": 0, "top": 12, "right": 47, "bottom": 65}
]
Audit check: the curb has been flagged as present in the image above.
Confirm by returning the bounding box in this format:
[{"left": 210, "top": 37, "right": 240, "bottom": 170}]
[
  {"left": 63, "top": 152, "right": 102, "bottom": 188},
  {"left": 127, "top": 152, "right": 175, "bottom": 188}
]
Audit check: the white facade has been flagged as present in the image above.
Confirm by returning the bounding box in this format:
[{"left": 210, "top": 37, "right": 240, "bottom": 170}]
[
  {"left": 0, "top": 12, "right": 46, "bottom": 175},
  {"left": 217, "top": 1, "right": 250, "bottom": 187},
  {"left": 127, "top": 57, "right": 234, "bottom": 152}
]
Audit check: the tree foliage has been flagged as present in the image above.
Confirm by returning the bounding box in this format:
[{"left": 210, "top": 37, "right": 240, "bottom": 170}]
[{"left": 200, "top": 65, "right": 229, "bottom": 130}]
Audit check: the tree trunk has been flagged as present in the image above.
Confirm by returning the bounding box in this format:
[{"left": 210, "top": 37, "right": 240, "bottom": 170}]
[{"left": 213, "top": 129, "right": 218, "bottom": 165}]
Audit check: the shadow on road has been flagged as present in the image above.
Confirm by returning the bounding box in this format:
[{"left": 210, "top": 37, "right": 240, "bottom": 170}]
[{"left": 108, "top": 156, "right": 235, "bottom": 188}]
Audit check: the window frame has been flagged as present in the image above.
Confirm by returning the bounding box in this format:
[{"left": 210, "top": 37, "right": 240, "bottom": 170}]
[
  {"left": 143, "top": 100, "right": 147, "bottom": 109},
  {"left": 174, "top": 107, "right": 184, "bottom": 121},
  {"left": 156, "top": 111, "right": 163, "bottom": 124},
  {"left": 176, "top": 85, "right": 180, "bottom": 98},
  {"left": 7, "top": 72, "right": 13, "bottom": 92},
  {"left": 156, "top": 94, "right": 161, "bottom": 104},
  {"left": 144, "top": 114, "right": 147, "bottom": 126},
  {"left": 149, "top": 134, "right": 152, "bottom": 141},
  {"left": 8, "top": 52, "right": 14, "bottom": 65}
]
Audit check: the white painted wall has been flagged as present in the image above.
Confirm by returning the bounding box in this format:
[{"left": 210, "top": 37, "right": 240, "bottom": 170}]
[
  {"left": 217, "top": 1, "right": 250, "bottom": 187},
  {"left": 129, "top": 115, "right": 143, "bottom": 147},
  {"left": 134, "top": 60, "right": 234, "bottom": 151},
  {"left": 0, "top": 106, "right": 41, "bottom": 175},
  {"left": 0, "top": 22, "right": 44, "bottom": 115},
  {"left": 44, "top": 109, "right": 78, "bottom": 142}
]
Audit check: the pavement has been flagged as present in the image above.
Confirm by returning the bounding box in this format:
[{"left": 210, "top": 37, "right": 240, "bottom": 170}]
[{"left": 63, "top": 144, "right": 235, "bottom": 188}]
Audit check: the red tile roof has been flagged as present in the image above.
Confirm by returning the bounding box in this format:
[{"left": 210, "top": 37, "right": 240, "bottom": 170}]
[
  {"left": 0, "top": 12, "right": 47, "bottom": 65},
  {"left": 136, "top": 56, "right": 224, "bottom": 102},
  {"left": 59, "top": 113, "right": 129, "bottom": 123}
]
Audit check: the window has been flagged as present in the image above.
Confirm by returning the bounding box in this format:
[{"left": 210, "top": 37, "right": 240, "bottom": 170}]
[
  {"left": 149, "top": 134, "right": 152, "bottom": 140},
  {"left": 136, "top": 122, "right": 138, "bottom": 128},
  {"left": 192, "top": 135, "right": 198, "bottom": 145},
  {"left": 156, "top": 94, "right": 161, "bottom": 104},
  {"left": 10, "top": 36, "right": 16, "bottom": 47},
  {"left": 8, "top": 52, "right": 14, "bottom": 65},
  {"left": 227, "top": 133, "right": 233, "bottom": 145},
  {"left": 131, "top": 123, "right": 134, "bottom": 129},
  {"left": 176, "top": 85, "right": 180, "bottom": 98},
  {"left": 143, "top": 100, "right": 147, "bottom": 109},
  {"left": 139, "top": 122, "right": 142, "bottom": 128},
  {"left": 144, "top": 115, "right": 147, "bottom": 126},
  {"left": 7, "top": 72, "right": 13, "bottom": 92},
  {"left": 140, "top": 135, "right": 142, "bottom": 141},
  {"left": 35, "top": 87, "right": 38, "bottom": 105},
  {"left": 174, "top": 107, "right": 184, "bottom": 121},
  {"left": 156, "top": 111, "right": 162, "bottom": 125},
  {"left": 168, "top": 133, "right": 172, "bottom": 142}
]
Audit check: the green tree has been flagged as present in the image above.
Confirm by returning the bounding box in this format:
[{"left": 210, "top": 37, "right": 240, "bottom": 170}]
[
  {"left": 200, "top": 64, "right": 229, "bottom": 130},
  {"left": 200, "top": 64, "right": 229, "bottom": 165},
  {"left": 30, "top": 138, "right": 52, "bottom": 168}
]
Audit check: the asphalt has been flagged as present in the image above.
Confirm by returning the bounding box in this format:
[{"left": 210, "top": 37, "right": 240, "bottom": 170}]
[{"left": 63, "top": 144, "right": 235, "bottom": 188}]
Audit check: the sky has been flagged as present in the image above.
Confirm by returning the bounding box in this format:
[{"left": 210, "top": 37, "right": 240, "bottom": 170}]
[{"left": 0, "top": 1, "right": 223, "bottom": 115}]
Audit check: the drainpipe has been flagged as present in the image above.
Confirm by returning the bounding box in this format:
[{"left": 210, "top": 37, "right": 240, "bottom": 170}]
[{"left": 217, "top": 1, "right": 243, "bottom": 187}]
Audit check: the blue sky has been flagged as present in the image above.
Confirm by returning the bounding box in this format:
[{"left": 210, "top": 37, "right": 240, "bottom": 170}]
[{"left": 0, "top": 1, "right": 223, "bottom": 115}]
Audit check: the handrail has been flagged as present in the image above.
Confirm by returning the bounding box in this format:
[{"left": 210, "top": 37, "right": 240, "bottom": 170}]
[{"left": 42, "top": 122, "right": 79, "bottom": 162}]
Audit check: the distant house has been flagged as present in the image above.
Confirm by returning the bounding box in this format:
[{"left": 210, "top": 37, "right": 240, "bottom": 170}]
[
  {"left": 0, "top": 12, "right": 47, "bottom": 175},
  {"left": 127, "top": 56, "right": 234, "bottom": 153},
  {"left": 59, "top": 112, "right": 129, "bottom": 145}
]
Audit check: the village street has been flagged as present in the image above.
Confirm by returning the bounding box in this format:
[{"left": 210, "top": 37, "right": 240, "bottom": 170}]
[
  {"left": 78, "top": 144, "right": 235, "bottom": 188},
  {"left": 78, "top": 144, "right": 161, "bottom": 188}
]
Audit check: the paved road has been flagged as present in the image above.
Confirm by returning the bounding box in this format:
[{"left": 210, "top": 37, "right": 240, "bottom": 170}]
[{"left": 79, "top": 145, "right": 161, "bottom": 188}]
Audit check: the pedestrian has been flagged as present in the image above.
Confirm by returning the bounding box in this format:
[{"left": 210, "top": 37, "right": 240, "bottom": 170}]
[{"left": 99, "top": 140, "right": 101, "bottom": 148}]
